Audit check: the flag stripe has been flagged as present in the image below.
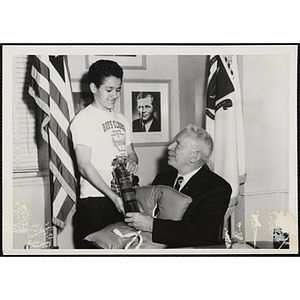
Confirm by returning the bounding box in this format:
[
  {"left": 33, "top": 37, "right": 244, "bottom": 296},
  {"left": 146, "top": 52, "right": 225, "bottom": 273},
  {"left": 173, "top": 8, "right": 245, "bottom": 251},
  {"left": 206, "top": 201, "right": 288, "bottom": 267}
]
[
  {"left": 52, "top": 181, "right": 67, "bottom": 214},
  {"left": 53, "top": 196, "right": 76, "bottom": 229},
  {"left": 32, "top": 55, "right": 50, "bottom": 81},
  {"left": 29, "top": 55, "right": 77, "bottom": 229},
  {"left": 50, "top": 81, "right": 71, "bottom": 120},
  {"left": 31, "top": 63, "right": 50, "bottom": 93},
  {"left": 30, "top": 79, "right": 49, "bottom": 108},
  {"left": 50, "top": 98, "right": 70, "bottom": 135},
  {"left": 49, "top": 115, "right": 72, "bottom": 155},
  {"left": 49, "top": 159, "right": 76, "bottom": 202},
  {"left": 52, "top": 179, "right": 75, "bottom": 228},
  {"left": 49, "top": 56, "right": 65, "bottom": 80},
  {"left": 29, "top": 73, "right": 50, "bottom": 114},
  {"left": 56, "top": 194, "right": 75, "bottom": 226},
  {"left": 48, "top": 129, "right": 75, "bottom": 179},
  {"left": 47, "top": 59, "right": 72, "bottom": 117},
  {"left": 49, "top": 156, "right": 76, "bottom": 202}
]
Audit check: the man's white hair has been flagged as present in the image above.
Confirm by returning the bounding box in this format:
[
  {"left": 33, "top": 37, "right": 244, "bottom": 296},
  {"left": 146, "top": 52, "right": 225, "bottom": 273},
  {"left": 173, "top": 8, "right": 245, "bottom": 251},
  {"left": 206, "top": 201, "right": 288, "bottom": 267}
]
[{"left": 185, "top": 124, "right": 213, "bottom": 163}]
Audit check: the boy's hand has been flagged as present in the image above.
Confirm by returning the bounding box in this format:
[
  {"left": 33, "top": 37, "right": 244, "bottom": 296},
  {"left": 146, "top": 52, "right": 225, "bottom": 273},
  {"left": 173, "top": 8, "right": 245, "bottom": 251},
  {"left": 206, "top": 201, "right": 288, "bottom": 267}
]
[
  {"left": 110, "top": 194, "right": 125, "bottom": 215},
  {"left": 126, "top": 160, "right": 138, "bottom": 174},
  {"left": 110, "top": 178, "right": 120, "bottom": 195}
]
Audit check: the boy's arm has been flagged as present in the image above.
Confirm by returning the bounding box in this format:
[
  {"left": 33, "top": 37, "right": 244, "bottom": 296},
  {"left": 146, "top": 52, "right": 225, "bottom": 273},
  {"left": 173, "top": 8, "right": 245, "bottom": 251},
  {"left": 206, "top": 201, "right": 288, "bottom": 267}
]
[
  {"left": 75, "top": 144, "right": 124, "bottom": 214},
  {"left": 126, "top": 143, "right": 139, "bottom": 174}
]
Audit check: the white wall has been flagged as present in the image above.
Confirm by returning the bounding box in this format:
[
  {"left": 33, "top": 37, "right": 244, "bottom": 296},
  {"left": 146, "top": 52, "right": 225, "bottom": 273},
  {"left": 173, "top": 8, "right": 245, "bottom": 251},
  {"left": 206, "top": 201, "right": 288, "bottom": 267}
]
[
  {"left": 178, "top": 55, "right": 207, "bottom": 128},
  {"left": 13, "top": 176, "right": 50, "bottom": 249},
  {"left": 236, "top": 54, "right": 295, "bottom": 243}
]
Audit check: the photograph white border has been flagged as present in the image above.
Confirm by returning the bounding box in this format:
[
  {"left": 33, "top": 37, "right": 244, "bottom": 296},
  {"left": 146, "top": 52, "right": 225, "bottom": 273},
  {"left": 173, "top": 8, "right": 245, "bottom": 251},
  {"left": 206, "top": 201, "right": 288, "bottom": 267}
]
[{"left": 2, "top": 44, "right": 298, "bottom": 256}]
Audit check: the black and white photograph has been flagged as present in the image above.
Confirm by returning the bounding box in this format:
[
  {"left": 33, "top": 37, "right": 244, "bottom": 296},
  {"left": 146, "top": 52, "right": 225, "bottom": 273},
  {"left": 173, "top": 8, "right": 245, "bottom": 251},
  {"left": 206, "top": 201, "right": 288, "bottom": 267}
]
[
  {"left": 131, "top": 91, "right": 161, "bottom": 133},
  {"left": 122, "top": 79, "right": 170, "bottom": 145},
  {"left": 2, "top": 44, "right": 298, "bottom": 256}
]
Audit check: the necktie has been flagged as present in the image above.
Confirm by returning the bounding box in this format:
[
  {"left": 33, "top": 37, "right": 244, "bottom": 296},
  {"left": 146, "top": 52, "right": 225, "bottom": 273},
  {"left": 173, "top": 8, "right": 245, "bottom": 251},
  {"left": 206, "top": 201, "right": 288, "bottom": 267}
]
[
  {"left": 174, "top": 176, "right": 184, "bottom": 191},
  {"left": 141, "top": 122, "right": 146, "bottom": 132}
]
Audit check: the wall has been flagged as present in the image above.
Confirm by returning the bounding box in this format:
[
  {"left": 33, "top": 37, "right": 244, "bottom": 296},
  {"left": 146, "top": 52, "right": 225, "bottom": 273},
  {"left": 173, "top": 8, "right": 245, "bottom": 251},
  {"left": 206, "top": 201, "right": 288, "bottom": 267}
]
[
  {"left": 13, "top": 176, "right": 50, "bottom": 249},
  {"left": 178, "top": 55, "right": 208, "bottom": 129},
  {"left": 237, "top": 54, "right": 295, "bottom": 243}
]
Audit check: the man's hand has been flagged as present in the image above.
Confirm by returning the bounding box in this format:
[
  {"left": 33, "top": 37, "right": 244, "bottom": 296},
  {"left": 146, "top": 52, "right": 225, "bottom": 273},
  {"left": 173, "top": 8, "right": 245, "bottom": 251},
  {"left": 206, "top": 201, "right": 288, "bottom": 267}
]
[{"left": 124, "top": 212, "right": 153, "bottom": 232}]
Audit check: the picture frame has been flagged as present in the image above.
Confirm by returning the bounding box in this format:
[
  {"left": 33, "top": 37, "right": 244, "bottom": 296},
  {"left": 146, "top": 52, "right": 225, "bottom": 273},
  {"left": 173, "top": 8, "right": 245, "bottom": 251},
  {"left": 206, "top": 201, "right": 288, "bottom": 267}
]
[
  {"left": 122, "top": 79, "right": 171, "bottom": 146},
  {"left": 86, "top": 55, "right": 146, "bottom": 70}
]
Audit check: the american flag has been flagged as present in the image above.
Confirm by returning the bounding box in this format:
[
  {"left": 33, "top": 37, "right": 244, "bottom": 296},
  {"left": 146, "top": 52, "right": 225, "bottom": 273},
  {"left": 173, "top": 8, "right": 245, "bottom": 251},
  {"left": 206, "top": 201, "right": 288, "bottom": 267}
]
[
  {"left": 205, "top": 55, "right": 246, "bottom": 220},
  {"left": 29, "top": 55, "right": 77, "bottom": 229}
]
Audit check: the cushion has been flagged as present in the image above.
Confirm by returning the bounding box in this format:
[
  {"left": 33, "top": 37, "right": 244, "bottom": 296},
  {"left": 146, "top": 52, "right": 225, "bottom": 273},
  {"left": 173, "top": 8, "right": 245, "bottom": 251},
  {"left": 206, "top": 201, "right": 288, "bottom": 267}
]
[
  {"left": 134, "top": 185, "right": 162, "bottom": 216},
  {"left": 84, "top": 222, "right": 165, "bottom": 250},
  {"left": 84, "top": 222, "right": 137, "bottom": 249},
  {"left": 84, "top": 185, "right": 193, "bottom": 249},
  {"left": 156, "top": 185, "right": 193, "bottom": 220}
]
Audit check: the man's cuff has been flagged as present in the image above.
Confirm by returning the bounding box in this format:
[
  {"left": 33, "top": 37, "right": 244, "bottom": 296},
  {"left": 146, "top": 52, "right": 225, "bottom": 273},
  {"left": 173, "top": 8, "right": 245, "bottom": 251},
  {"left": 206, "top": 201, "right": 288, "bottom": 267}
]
[{"left": 152, "top": 218, "right": 165, "bottom": 242}]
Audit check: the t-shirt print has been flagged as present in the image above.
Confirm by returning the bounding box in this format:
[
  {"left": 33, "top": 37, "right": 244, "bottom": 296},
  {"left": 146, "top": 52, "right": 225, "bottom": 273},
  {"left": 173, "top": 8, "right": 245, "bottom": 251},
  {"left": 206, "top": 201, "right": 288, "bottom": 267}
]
[{"left": 111, "top": 130, "right": 126, "bottom": 152}]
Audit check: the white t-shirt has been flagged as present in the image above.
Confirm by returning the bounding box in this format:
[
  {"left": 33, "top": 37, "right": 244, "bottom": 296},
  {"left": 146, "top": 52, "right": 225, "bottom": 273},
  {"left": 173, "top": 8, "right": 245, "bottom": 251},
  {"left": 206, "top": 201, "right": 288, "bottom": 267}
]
[{"left": 70, "top": 104, "right": 132, "bottom": 198}]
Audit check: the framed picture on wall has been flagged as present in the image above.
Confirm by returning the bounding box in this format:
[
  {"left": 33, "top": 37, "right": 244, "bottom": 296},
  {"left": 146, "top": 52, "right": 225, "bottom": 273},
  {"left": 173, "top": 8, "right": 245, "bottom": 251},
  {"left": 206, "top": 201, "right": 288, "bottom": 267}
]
[
  {"left": 122, "top": 79, "right": 171, "bottom": 146},
  {"left": 86, "top": 55, "right": 146, "bottom": 70}
]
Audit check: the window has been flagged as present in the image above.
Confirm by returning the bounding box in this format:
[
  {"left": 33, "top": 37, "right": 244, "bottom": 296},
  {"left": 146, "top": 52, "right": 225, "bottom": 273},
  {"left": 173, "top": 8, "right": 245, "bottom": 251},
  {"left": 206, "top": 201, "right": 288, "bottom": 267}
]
[{"left": 13, "top": 55, "right": 40, "bottom": 174}]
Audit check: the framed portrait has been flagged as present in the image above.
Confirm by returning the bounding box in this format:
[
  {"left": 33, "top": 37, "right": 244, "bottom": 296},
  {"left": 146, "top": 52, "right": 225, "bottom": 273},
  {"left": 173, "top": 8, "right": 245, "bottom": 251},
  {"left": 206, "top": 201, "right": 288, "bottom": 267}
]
[
  {"left": 122, "top": 79, "right": 171, "bottom": 146},
  {"left": 86, "top": 55, "right": 146, "bottom": 70}
]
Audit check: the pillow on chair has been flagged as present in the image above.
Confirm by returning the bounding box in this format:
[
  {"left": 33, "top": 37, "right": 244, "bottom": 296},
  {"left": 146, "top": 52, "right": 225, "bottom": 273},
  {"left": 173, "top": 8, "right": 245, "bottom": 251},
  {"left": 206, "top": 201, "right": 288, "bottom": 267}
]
[
  {"left": 84, "top": 185, "right": 192, "bottom": 249},
  {"left": 135, "top": 185, "right": 193, "bottom": 219},
  {"left": 155, "top": 185, "right": 193, "bottom": 220},
  {"left": 135, "top": 185, "right": 162, "bottom": 216}
]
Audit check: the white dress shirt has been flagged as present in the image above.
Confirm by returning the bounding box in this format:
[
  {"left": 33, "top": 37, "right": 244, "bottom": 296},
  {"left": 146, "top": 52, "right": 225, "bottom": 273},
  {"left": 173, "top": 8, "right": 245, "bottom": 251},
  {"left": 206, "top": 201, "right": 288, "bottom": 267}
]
[{"left": 174, "top": 166, "right": 202, "bottom": 191}]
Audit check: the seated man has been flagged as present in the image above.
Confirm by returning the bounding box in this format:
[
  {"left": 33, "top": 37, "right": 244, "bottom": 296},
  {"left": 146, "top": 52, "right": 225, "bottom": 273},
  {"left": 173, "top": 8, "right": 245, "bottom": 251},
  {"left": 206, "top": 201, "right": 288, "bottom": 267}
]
[{"left": 125, "top": 124, "right": 232, "bottom": 248}]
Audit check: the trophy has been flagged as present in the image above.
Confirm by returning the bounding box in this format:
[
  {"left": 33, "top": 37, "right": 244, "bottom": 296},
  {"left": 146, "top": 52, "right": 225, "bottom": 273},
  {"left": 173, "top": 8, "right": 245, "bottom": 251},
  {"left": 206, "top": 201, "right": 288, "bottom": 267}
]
[{"left": 111, "top": 156, "right": 140, "bottom": 213}]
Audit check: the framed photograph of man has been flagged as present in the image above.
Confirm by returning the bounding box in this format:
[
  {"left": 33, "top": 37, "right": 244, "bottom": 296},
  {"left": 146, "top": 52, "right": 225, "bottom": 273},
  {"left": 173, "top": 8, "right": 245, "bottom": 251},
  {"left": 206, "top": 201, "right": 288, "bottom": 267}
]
[
  {"left": 122, "top": 79, "right": 171, "bottom": 145},
  {"left": 131, "top": 91, "right": 161, "bottom": 132}
]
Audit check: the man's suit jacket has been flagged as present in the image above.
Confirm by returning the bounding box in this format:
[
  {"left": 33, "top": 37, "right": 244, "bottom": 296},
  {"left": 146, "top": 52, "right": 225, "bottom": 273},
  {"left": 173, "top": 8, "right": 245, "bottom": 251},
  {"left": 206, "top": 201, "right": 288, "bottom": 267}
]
[
  {"left": 132, "top": 117, "right": 160, "bottom": 132},
  {"left": 152, "top": 164, "right": 232, "bottom": 248}
]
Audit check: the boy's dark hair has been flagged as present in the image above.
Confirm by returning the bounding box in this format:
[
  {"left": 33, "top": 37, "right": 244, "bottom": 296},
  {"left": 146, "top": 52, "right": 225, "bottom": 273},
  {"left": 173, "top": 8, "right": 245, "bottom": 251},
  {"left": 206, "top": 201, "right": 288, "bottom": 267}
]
[{"left": 87, "top": 60, "right": 123, "bottom": 88}]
